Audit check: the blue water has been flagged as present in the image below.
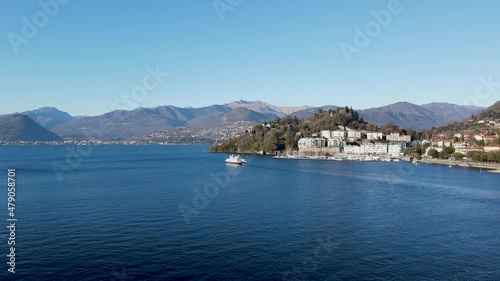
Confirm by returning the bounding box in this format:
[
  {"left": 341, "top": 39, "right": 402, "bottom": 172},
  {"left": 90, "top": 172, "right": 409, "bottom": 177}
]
[{"left": 0, "top": 145, "right": 499, "bottom": 280}]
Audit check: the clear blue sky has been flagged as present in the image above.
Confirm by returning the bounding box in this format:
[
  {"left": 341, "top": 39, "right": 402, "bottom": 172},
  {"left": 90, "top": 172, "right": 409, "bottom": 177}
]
[{"left": 1, "top": 0, "right": 499, "bottom": 116}]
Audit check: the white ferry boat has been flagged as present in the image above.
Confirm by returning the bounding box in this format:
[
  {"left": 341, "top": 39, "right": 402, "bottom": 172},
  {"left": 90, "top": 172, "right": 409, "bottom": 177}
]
[{"left": 225, "top": 154, "right": 247, "bottom": 165}]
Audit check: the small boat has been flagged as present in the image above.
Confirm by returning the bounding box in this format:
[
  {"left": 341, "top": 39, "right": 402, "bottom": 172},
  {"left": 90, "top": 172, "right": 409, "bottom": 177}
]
[
  {"left": 449, "top": 165, "right": 452, "bottom": 168},
  {"left": 225, "top": 154, "right": 247, "bottom": 165}
]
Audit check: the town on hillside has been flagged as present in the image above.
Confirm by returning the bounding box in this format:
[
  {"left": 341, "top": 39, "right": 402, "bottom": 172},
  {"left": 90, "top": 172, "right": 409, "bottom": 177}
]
[
  {"left": 212, "top": 104, "right": 500, "bottom": 165},
  {"left": 291, "top": 118, "right": 500, "bottom": 163},
  {"left": 295, "top": 128, "right": 409, "bottom": 158}
]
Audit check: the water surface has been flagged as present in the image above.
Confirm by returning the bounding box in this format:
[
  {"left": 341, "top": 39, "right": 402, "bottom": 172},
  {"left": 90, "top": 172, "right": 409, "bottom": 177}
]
[{"left": 0, "top": 145, "right": 498, "bottom": 280}]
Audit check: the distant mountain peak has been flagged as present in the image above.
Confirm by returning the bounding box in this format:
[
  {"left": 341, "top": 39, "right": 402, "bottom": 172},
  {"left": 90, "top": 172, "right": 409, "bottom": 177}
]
[
  {"left": 33, "top": 106, "right": 57, "bottom": 111},
  {"left": 22, "top": 107, "right": 75, "bottom": 130}
]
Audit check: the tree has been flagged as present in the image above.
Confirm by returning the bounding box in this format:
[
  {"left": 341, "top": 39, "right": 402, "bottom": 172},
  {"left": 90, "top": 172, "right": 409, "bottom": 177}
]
[
  {"left": 438, "top": 145, "right": 455, "bottom": 159},
  {"left": 428, "top": 148, "right": 438, "bottom": 158},
  {"left": 451, "top": 152, "right": 465, "bottom": 160},
  {"left": 422, "top": 142, "right": 430, "bottom": 152},
  {"left": 404, "top": 143, "right": 422, "bottom": 156}
]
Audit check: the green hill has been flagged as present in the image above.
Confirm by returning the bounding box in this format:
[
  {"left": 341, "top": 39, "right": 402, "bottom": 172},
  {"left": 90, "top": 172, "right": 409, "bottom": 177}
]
[
  {"left": 424, "top": 100, "right": 500, "bottom": 136},
  {"left": 0, "top": 114, "right": 63, "bottom": 142},
  {"left": 209, "top": 106, "right": 373, "bottom": 154},
  {"left": 479, "top": 101, "right": 500, "bottom": 120}
]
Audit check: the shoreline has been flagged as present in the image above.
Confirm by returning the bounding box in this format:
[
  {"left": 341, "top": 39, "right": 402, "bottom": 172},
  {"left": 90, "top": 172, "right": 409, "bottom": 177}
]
[
  {"left": 418, "top": 158, "right": 500, "bottom": 173},
  {"left": 272, "top": 153, "right": 500, "bottom": 174}
]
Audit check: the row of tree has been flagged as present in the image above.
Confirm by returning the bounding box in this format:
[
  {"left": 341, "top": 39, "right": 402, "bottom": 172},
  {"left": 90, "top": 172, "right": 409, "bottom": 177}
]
[
  {"left": 466, "top": 151, "right": 500, "bottom": 163},
  {"left": 424, "top": 146, "right": 500, "bottom": 163}
]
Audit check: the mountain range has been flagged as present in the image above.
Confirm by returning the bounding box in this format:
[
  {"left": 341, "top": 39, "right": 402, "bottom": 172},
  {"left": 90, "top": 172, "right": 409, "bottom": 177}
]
[
  {"left": 358, "top": 102, "right": 482, "bottom": 130},
  {"left": 1, "top": 100, "right": 486, "bottom": 141}
]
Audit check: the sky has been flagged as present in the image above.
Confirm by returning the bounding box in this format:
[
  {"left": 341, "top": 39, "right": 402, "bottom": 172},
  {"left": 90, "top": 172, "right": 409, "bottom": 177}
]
[{"left": 1, "top": 0, "right": 499, "bottom": 116}]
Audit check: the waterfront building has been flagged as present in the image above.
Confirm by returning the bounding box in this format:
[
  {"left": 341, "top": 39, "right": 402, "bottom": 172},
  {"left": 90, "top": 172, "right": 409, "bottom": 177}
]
[
  {"left": 343, "top": 143, "right": 402, "bottom": 156},
  {"left": 326, "top": 138, "right": 345, "bottom": 148},
  {"left": 298, "top": 138, "right": 326, "bottom": 148},
  {"left": 388, "top": 144, "right": 403, "bottom": 157},
  {"left": 298, "top": 137, "right": 340, "bottom": 156}
]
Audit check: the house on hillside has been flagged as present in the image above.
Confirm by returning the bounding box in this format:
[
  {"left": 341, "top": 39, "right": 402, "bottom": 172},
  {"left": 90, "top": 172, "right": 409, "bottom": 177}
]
[
  {"left": 366, "top": 132, "right": 384, "bottom": 140},
  {"left": 347, "top": 131, "right": 362, "bottom": 142},
  {"left": 386, "top": 133, "right": 411, "bottom": 142},
  {"left": 483, "top": 135, "right": 498, "bottom": 144}
]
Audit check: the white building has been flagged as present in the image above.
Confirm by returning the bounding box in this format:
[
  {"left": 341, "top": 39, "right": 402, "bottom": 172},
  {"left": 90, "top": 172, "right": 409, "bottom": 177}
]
[
  {"left": 332, "top": 130, "right": 347, "bottom": 139},
  {"left": 321, "top": 130, "right": 332, "bottom": 138},
  {"left": 344, "top": 143, "right": 402, "bottom": 157},
  {"left": 388, "top": 144, "right": 403, "bottom": 157},
  {"left": 366, "top": 132, "right": 384, "bottom": 140},
  {"left": 343, "top": 143, "right": 402, "bottom": 156},
  {"left": 298, "top": 138, "right": 326, "bottom": 148},
  {"left": 343, "top": 145, "right": 361, "bottom": 154},
  {"left": 361, "top": 143, "right": 388, "bottom": 154},
  {"left": 326, "top": 138, "right": 345, "bottom": 148},
  {"left": 386, "top": 133, "right": 411, "bottom": 142},
  {"left": 347, "top": 131, "right": 362, "bottom": 139},
  {"left": 425, "top": 146, "right": 443, "bottom": 157}
]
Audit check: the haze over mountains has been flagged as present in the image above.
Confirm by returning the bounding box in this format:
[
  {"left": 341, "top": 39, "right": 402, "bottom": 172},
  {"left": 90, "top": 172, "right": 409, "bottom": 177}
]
[{"left": 1, "top": 100, "right": 485, "bottom": 141}]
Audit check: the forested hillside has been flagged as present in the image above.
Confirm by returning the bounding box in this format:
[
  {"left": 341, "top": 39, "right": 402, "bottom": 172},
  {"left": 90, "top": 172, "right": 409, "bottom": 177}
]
[{"left": 209, "top": 107, "right": 369, "bottom": 154}]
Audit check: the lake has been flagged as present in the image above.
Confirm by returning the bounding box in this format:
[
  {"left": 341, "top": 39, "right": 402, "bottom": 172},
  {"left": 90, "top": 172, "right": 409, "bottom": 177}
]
[{"left": 0, "top": 145, "right": 499, "bottom": 280}]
